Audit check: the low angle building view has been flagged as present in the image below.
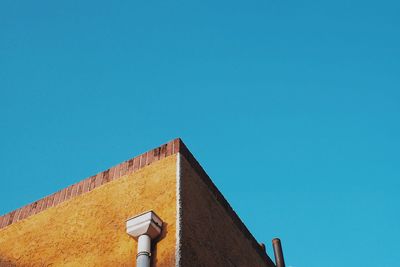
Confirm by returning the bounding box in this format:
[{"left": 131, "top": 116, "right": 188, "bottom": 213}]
[
  {"left": 1, "top": 0, "right": 398, "bottom": 266},
  {"left": 0, "top": 138, "right": 285, "bottom": 267}
]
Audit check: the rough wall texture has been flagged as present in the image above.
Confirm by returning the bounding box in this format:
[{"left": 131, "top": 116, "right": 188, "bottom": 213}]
[
  {"left": 0, "top": 155, "right": 177, "bottom": 267},
  {"left": 179, "top": 154, "right": 275, "bottom": 267}
]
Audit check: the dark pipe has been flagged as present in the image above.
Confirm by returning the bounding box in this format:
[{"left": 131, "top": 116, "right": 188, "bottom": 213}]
[{"left": 272, "top": 238, "right": 285, "bottom": 267}]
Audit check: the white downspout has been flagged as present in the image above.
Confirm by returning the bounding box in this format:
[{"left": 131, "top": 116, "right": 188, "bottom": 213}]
[
  {"left": 126, "top": 211, "right": 163, "bottom": 267},
  {"left": 136, "top": 235, "right": 151, "bottom": 267}
]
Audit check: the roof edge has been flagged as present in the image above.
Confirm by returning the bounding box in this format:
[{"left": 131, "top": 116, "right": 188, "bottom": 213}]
[
  {"left": 178, "top": 139, "right": 276, "bottom": 266},
  {"left": 0, "top": 138, "right": 182, "bottom": 229}
]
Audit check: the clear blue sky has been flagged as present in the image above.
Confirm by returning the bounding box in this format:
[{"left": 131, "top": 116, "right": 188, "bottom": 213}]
[{"left": 1, "top": 1, "right": 399, "bottom": 266}]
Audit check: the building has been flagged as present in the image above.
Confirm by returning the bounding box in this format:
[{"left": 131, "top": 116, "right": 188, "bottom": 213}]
[{"left": 0, "top": 138, "right": 284, "bottom": 266}]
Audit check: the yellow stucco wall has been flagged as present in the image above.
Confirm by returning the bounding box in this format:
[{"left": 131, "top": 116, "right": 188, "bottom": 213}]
[{"left": 0, "top": 155, "right": 177, "bottom": 267}]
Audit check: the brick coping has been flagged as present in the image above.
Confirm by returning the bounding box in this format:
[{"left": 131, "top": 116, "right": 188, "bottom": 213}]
[{"left": 0, "top": 138, "right": 181, "bottom": 229}]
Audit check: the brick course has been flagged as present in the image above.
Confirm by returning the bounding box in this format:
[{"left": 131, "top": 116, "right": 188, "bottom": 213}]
[{"left": 0, "top": 139, "right": 177, "bottom": 229}]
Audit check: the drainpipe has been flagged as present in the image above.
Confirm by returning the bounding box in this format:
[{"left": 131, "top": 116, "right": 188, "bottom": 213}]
[
  {"left": 126, "top": 211, "right": 163, "bottom": 267},
  {"left": 272, "top": 238, "right": 286, "bottom": 267}
]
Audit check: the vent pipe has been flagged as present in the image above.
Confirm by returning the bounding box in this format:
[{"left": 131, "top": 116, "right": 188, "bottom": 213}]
[
  {"left": 126, "top": 211, "right": 163, "bottom": 267},
  {"left": 272, "top": 238, "right": 285, "bottom": 267}
]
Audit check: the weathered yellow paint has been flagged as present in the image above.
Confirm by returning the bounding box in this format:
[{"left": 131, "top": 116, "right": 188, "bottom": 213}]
[{"left": 0, "top": 155, "right": 177, "bottom": 267}]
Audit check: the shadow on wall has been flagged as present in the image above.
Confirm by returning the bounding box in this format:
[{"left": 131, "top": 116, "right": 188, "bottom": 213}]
[{"left": 151, "top": 221, "right": 169, "bottom": 267}]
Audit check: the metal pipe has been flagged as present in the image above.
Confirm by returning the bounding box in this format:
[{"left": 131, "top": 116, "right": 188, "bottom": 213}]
[
  {"left": 136, "top": 235, "right": 151, "bottom": 267},
  {"left": 272, "top": 238, "right": 285, "bottom": 267}
]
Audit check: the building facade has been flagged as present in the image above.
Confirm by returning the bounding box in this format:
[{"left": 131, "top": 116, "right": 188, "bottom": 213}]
[{"left": 0, "top": 139, "right": 277, "bottom": 267}]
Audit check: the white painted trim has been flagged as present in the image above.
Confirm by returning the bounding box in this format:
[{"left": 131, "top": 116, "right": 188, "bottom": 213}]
[{"left": 175, "top": 153, "right": 182, "bottom": 267}]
